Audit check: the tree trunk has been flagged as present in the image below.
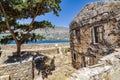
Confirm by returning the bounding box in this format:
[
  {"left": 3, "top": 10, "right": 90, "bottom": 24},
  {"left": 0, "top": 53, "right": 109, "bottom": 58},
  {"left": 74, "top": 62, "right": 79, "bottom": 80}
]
[
  {"left": 17, "top": 43, "right": 21, "bottom": 56},
  {"left": 13, "top": 42, "right": 21, "bottom": 57}
]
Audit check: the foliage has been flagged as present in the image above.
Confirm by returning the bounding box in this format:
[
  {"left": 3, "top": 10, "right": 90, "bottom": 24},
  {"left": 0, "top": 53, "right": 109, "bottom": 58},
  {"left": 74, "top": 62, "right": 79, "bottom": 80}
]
[
  {"left": 0, "top": 0, "right": 61, "bottom": 56},
  {"left": 65, "top": 48, "right": 70, "bottom": 54}
]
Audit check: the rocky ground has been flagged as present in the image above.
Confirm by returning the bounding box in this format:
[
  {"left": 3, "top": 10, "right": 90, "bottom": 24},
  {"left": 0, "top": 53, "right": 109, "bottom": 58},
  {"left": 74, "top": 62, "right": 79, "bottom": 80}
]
[
  {"left": 44, "top": 53, "right": 75, "bottom": 80},
  {"left": 35, "top": 52, "right": 75, "bottom": 80},
  {"left": 0, "top": 45, "right": 75, "bottom": 80}
]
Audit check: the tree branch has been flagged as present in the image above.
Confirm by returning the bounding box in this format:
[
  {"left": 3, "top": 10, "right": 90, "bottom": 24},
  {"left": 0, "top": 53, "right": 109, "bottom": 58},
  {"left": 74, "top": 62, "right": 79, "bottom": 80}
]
[
  {"left": 28, "top": 6, "right": 39, "bottom": 32},
  {"left": 0, "top": 2, "right": 18, "bottom": 43},
  {"left": 21, "top": 6, "right": 39, "bottom": 42}
]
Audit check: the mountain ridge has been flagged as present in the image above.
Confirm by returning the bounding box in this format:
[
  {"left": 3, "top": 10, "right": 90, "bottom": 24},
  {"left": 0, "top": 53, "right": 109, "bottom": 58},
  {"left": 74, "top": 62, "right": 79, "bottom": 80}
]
[{"left": 32, "top": 27, "right": 70, "bottom": 40}]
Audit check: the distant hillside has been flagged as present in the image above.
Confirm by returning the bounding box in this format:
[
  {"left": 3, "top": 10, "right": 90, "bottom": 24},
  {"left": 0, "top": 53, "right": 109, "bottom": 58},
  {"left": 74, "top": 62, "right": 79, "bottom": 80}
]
[{"left": 32, "top": 27, "right": 70, "bottom": 40}]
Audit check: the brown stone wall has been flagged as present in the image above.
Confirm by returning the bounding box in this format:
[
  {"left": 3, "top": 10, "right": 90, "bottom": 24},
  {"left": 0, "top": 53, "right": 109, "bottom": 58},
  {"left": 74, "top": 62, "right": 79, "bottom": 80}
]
[
  {"left": 70, "top": 1, "right": 120, "bottom": 69},
  {"left": 71, "top": 21, "right": 120, "bottom": 68},
  {"left": 0, "top": 59, "right": 33, "bottom": 80},
  {"left": 69, "top": 49, "right": 120, "bottom": 80},
  {"left": 71, "top": 27, "right": 96, "bottom": 68}
]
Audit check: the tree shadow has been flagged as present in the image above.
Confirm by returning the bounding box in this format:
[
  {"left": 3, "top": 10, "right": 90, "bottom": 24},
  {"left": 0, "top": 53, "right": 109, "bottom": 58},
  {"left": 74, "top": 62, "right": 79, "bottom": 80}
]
[
  {"left": 34, "top": 53, "right": 55, "bottom": 79},
  {"left": 4, "top": 52, "right": 56, "bottom": 79},
  {"left": 4, "top": 52, "right": 34, "bottom": 63}
]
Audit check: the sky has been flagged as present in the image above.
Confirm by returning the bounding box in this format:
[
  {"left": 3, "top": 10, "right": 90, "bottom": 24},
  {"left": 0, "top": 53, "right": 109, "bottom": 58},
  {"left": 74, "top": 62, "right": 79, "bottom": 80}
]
[{"left": 20, "top": 0, "right": 100, "bottom": 27}]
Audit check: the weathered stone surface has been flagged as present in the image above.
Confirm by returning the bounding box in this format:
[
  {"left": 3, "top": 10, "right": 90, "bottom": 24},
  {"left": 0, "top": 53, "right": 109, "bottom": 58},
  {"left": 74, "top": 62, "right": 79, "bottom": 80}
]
[
  {"left": 69, "top": 49, "right": 120, "bottom": 80},
  {"left": 1, "top": 43, "right": 69, "bottom": 51},
  {"left": 0, "top": 43, "right": 71, "bottom": 80},
  {"left": 0, "top": 75, "right": 10, "bottom": 80},
  {"left": 0, "top": 43, "right": 70, "bottom": 65},
  {"left": 33, "top": 53, "right": 55, "bottom": 80},
  {"left": 70, "top": 1, "right": 120, "bottom": 69},
  {"left": 0, "top": 58, "right": 33, "bottom": 80},
  {"left": 44, "top": 52, "right": 75, "bottom": 80}
]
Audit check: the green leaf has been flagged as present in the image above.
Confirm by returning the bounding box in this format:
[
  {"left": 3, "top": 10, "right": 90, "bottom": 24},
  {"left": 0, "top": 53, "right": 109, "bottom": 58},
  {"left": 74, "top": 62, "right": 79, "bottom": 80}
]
[
  {"left": 0, "top": 35, "right": 13, "bottom": 44},
  {"left": 33, "top": 20, "right": 55, "bottom": 29},
  {"left": 0, "top": 0, "right": 61, "bottom": 48}
]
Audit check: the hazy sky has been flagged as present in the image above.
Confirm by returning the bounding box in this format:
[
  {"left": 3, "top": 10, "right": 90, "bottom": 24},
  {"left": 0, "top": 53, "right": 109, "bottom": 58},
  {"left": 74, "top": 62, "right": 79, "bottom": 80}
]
[{"left": 20, "top": 0, "right": 100, "bottom": 27}]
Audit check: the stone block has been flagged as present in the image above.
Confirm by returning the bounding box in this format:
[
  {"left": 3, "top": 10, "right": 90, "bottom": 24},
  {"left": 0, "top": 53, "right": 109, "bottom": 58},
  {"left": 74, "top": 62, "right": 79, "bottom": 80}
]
[{"left": 0, "top": 75, "right": 10, "bottom": 80}]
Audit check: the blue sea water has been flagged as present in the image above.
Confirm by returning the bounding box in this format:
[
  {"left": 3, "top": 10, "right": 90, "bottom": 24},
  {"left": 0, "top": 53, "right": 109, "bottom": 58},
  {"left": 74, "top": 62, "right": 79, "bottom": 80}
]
[{"left": 9, "top": 40, "right": 70, "bottom": 44}]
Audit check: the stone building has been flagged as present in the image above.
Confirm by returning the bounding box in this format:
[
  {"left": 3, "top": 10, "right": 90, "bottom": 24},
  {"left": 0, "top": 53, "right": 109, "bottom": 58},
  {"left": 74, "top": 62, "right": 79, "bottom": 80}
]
[{"left": 70, "top": 1, "right": 120, "bottom": 69}]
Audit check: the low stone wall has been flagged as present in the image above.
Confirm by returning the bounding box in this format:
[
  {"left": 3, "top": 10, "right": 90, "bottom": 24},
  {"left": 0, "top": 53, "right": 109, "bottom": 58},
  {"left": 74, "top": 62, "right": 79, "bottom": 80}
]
[
  {"left": 1, "top": 43, "right": 69, "bottom": 50},
  {"left": 0, "top": 58, "right": 33, "bottom": 80},
  {"left": 0, "top": 43, "right": 70, "bottom": 65},
  {"left": 69, "top": 49, "right": 120, "bottom": 80},
  {"left": 1, "top": 43, "right": 69, "bottom": 55},
  {"left": 0, "top": 43, "right": 71, "bottom": 80}
]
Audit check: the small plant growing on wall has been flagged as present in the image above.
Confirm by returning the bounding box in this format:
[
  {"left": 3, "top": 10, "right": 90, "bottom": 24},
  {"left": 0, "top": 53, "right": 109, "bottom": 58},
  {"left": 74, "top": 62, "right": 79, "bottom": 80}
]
[{"left": 65, "top": 48, "right": 70, "bottom": 54}]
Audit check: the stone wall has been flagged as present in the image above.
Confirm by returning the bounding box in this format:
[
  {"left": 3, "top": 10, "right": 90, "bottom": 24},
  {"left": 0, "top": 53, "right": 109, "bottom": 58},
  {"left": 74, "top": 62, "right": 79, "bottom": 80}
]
[
  {"left": 0, "top": 43, "right": 69, "bottom": 64},
  {"left": 0, "top": 43, "right": 70, "bottom": 80},
  {"left": 0, "top": 52, "right": 58, "bottom": 80},
  {"left": 69, "top": 49, "right": 120, "bottom": 80},
  {"left": 1, "top": 43, "right": 69, "bottom": 50},
  {"left": 0, "top": 58, "right": 33, "bottom": 80},
  {"left": 1, "top": 43, "right": 69, "bottom": 55},
  {"left": 70, "top": 1, "right": 120, "bottom": 69}
]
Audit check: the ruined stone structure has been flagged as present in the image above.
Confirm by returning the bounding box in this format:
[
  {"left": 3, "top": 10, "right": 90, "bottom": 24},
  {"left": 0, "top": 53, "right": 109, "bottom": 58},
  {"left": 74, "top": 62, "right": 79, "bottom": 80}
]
[
  {"left": 0, "top": 53, "right": 55, "bottom": 80},
  {"left": 69, "top": 49, "right": 120, "bottom": 80},
  {"left": 0, "top": 58, "right": 33, "bottom": 80},
  {"left": 0, "top": 43, "right": 70, "bottom": 80},
  {"left": 70, "top": 1, "right": 120, "bottom": 69}
]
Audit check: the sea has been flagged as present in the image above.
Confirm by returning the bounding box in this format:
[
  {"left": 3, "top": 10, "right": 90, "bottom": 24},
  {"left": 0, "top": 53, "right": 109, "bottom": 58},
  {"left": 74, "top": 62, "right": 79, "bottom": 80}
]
[{"left": 9, "top": 40, "right": 70, "bottom": 44}]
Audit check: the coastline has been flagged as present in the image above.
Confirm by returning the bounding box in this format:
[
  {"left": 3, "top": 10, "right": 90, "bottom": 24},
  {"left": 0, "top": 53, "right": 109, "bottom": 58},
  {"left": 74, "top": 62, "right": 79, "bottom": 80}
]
[{"left": 7, "top": 40, "right": 70, "bottom": 44}]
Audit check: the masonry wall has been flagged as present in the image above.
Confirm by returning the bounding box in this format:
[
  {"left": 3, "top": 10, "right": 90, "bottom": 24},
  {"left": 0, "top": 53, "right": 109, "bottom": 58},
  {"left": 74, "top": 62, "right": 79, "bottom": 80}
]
[
  {"left": 71, "top": 21, "right": 120, "bottom": 68},
  {"left": 1, "top": 43, "right": 69, "bottom": 51},
  {"left": 0, "top": 43, "right": 70, "bottom": 80},
  {"left": 0, "top": 59, "right": 33, "bottom": 80},
  {"left": 69, "top": 49, "right": 120, "bottom": 80},
  {"left": 70, "top": 2, "right": 120, "bottom": 69},
  {"left": 1, "top": 43, "right": 69, "bottom": 55}
]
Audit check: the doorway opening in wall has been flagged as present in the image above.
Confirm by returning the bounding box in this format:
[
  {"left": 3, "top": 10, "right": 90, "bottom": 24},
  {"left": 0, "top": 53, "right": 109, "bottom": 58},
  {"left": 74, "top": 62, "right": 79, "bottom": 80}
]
[{"left": 73, "top": 51, "right": 77, "bottom": 61}]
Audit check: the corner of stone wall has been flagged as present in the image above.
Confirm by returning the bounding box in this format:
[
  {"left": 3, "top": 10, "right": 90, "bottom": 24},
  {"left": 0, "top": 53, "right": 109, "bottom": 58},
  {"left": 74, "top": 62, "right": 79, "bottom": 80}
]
[
  {"left": 69, "top": 49, "right": 120, "bottom": 80},
  {"left": 0, "top": 57, "right": 33, "bottom": 80}
]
